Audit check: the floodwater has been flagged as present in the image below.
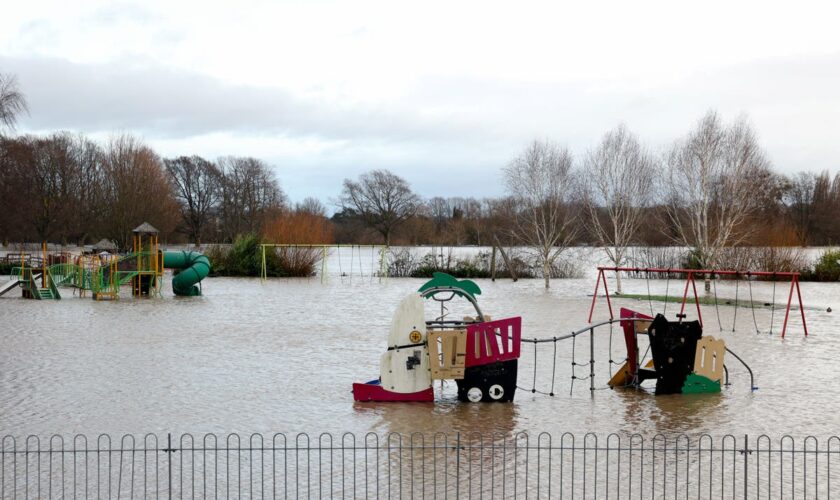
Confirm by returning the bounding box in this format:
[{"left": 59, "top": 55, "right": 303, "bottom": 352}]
[{"left": 1, "top": 252, "right": 838, "bottom": 441}]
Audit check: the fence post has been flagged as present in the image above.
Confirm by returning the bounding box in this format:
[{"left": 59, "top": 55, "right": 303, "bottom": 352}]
[
  {"left": 743, "top": 434, "right": 749, "bottom": 499},
  {"left": 455, "top": 432, "right": 461, "bottom": 499},
  {"left": 589, "top": 327, "right": 595, "bottom": 393},
  {"left": 165, "top": 432, "right": 174, "bottom": 500}
]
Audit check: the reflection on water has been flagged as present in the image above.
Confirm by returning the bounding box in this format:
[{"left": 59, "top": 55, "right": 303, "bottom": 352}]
[
  {"left": 0, "top": 273, "right": 838, "bottom": 439},
  {"left": 354, "top": 395, "right": 521, "bottom": 438}
]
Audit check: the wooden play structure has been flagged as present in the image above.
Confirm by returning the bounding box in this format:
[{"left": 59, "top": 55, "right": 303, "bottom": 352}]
[
  {"left": 607, "top": 308, "right": 731, "bottom": 394},
  {"left": 129, "top": 222, "right": 163, "bottom": 297},
  {"left": 353, "top": 273, "right": 522, "bottom": 403}
]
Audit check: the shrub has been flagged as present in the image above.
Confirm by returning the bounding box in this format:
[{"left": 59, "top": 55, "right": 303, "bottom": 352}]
[
  {"left": 812, "top": 249, "right": 840, "bottom": 282},
  {"left": 386, "top": 248, "right": 534, "bottom": 279},
  {"left": 205, "top": 233, "right": 318, "bottom": 277}
]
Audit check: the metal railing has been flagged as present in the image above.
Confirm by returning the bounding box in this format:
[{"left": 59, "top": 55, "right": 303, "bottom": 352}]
[{"left": 2, "top": 431, "right": 839, "bottom": 498}]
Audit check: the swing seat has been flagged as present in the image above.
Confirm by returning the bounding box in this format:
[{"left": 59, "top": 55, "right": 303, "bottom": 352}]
[{"left": 608, "top": 359, "right": 656, "bottom": 387}]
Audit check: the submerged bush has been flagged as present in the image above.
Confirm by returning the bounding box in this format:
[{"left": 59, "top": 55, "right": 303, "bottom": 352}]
[
  {"left": 386, "top": 248, "right": 533, "bottom": 279},
  {"left": 811, "top": 249, "right": 840, "bottom": 281},
  {"left": 206, "top": 233, "right": 319, "bottom": 277}
]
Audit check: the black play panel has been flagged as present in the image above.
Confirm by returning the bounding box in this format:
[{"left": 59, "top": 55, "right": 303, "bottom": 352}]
[
  {"left": 456, "top": 360, "right": 518, "bottom": 402},
  {"left": 646, "top": 314, "right": 702, "bottom": 395}
]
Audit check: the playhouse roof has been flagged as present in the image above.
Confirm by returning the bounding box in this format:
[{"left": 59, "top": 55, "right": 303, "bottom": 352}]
[
  {"left": 93, "top": 238, "right": 117, "bottom": 250},
  {"left": 132, "top": 222, "right": 159, "bottom": 234}
]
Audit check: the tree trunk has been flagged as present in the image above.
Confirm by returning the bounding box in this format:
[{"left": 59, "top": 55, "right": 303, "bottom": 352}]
[
  {"left": 543, "top": 258, "right": 550, "bottom": 289},
  {"left": 490, "top": 246, "right": 497, "bottom": 281}
]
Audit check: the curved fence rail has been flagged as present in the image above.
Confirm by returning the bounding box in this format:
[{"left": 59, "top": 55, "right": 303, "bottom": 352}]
[{"left": 1, "top": 431, "right": 838, "bottom": 498}]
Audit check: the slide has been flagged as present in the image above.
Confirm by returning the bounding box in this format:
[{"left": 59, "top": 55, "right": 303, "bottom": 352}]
[{"left": 162, "top": 251, "right": 211, "bottom": 296}]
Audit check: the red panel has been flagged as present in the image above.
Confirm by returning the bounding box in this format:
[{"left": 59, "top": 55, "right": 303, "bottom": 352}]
[
  {"left": 619, "top": 308, "right": 652, "bottom": 380},
  {"left": 352, "top": 383, "right": 434, "bottom": 402},
  {"left": 465, "top": 317, "right": 522, "bottom": 367}
]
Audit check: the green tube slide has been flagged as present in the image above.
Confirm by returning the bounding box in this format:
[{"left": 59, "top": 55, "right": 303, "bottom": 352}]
[{"left": 162, "top": 251, "right": 211, "bottom": 296}]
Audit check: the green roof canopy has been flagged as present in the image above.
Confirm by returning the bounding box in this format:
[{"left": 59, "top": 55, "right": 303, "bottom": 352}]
[{"left": 417, "top": 272, "right": 481, "bottom": 300}]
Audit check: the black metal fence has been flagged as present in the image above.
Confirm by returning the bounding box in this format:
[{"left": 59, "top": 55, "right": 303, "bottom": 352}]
[{"left": 2, "top": 431, "right": 839, "bottom": 498}]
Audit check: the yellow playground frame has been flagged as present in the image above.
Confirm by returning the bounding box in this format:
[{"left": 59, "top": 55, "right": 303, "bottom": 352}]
[{"left": 259, "top": 244, "right": 388, "bottom": 283}]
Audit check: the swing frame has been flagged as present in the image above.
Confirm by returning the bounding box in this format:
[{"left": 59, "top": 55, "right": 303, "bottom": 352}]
[
  {"left": 588, "top": 266, "right": 809, "bottom": 338},
  {"left": 259, "top": 244, "right": 388, "bottom": 283}
]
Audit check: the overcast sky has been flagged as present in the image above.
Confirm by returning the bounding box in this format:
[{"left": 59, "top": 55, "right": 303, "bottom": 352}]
[{"left": 3, "top": 0, "right": 840, "bottom": 203}]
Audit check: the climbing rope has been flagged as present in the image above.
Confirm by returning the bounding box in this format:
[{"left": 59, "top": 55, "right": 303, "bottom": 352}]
[
  {"left": 569, "top": 334, "right": 577, "bottom": 396},
  {"left": 349, "top": 246, "right": 354, "bottom": 283},
  {"left": 711, "top": 272, "right": 724, "bottom": 332},
  {"left": 769, "top": 275, "right": 777, "bottom": 335},
  {"left": 747, "top": 274, "right": 761, "bottom": 334},
  {"left": 337, "top": 246, "right": 343, "bottom": 281},
  {"left": 517, "top": 316, "right": 756, "bottom": 396},
  {"left": 531, "top": 341, "right": 537, "bottom": 394},
  {"left": 645, "top": 271, "right": 654, "bottom": 318},
  {"left": 663, "top": 271, "right": 671, "bottom": 317},
  {"left": 369, "top": 247, "right": 375, "bottom": 283},
  {"left": 607, "top": 322, "right": 615, "bottom": 378},
  {"left": 549, "top": 340, "right": 557, "bottom": 396},
  {"left": 732, "top": 276, "right": 740, "bottom": 332},
  {"left": 358, "top": 244, "right": 364, "bottom": 279}
]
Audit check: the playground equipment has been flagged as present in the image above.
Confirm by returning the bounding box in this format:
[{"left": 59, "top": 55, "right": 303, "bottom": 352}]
[
  {"left": 607, "top": 308, "right": 730, "bottom": 394},
  {"left": 3, "top": 223, "right": 211, "bottom": 300},
  {"left": 589, "top": 266, "right": 808, "bottom": 338},
  {"left": 512, "top": 266, "right": 766, "bottom": 397},
  {"left": 351, "top": 268, "right": 761, "bottom": 403},
  {"left": 4, "top": 242, "right": 62, "bottom": 300},
  {"left": 163, "top": 251, "right": 210, "bottom": 296},
  {"left": 353, "top": 273, "right": 522, "bottom": 403},
  {"left": 260, "top": 244, "right": 387, "bottom": 283}
]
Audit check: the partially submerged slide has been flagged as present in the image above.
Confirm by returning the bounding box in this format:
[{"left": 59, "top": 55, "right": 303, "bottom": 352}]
[{"left": 162, "top": 251, "right": 211, "bottom": 296}]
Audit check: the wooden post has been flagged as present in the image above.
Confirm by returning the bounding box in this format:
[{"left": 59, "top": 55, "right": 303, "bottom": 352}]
[
  {"left": 493, "top": 236, "right": 517, "bottom": 282},
  {"left": 490, "top": 246, "right": 497, "bottom": 282},
  {"left": 41, "top": 241, "right": 47, "bottom": 288}
]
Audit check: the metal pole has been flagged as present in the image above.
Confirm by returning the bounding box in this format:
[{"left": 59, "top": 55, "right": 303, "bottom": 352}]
[
  {"left": 743, "top": 434, "right": 749, "bottom": 499},
  {"left": 781, "top": 278, "right": 796, "bottom": 339},
  {"left": 455, "top": 432, "right": 461, "bottom": 499},
  {"left": 589, "top": 327, "right": 595, "bottom": 393},
  {"left": 587, "top": 269, "right": 603, "bottom": 323},
  {"left": 167, "top": 433, "right": 172, "bottom": 500},
  {"left": 321, "top": 246, "right": 327, "bottom": 284},
  {"left": 260, "top": 245, "right": 267, "bottom": 283}
]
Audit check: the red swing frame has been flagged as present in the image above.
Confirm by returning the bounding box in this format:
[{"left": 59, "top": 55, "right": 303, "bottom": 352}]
[{"left": 588, "top": 266, "right": 809, "bottom": 338}]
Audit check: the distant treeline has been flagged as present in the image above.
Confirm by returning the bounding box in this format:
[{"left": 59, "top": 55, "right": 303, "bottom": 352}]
[
  {"left": 1, "top": 131, "right": 838, "bottom": 250},
  {"left": 3, "top": 72, "right": 839, "bottom": 285}
]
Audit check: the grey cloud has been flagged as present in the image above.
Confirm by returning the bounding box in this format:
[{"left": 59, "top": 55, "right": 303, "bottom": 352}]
[{"left": 0, "top": 55, "right": 491, "bottom": 144}]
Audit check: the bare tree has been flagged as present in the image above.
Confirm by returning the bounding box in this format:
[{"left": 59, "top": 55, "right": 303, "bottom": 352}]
[
  {"left": 504, "top": 140, "right": 578, "bottom": 289},
  {"left": 101, "top": 134, "right": 179, "bottom": 249},
  {"left": 165, "top": 156, "right": 221, "bottom": 246},
  {"left": 665, "top": 111, "right": 772, "bottom": 289},
  {"left": 295, "top": 197, "right": 327, "bottom": 217},
  {"left": 582, "top": 125, "right": 657, "bottom": 292},
  {"left": 784, "top": 172, "right": 816, "bottom": 242},
  {"left": 339, "top": 169, "right": 420, "bottom": 246},
  {"left": 0, "top": 73, "right": 28, "bottom": 133},
  {"left": 217, "top": 157, "right": 286, "bottom": 241}
]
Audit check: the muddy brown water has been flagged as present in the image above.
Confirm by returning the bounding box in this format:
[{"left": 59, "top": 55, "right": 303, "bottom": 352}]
[{"left": 1, "top": 266, "right": 837, "bottom": 440}]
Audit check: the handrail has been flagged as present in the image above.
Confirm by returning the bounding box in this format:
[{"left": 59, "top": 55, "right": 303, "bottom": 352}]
[
  {"left": 418, "top": 286, "right": 485, "bottom": 322},
  {"left": 724, "top": 347, "right": 757, "bottom": 391},
  {"left": 522, "top": 317, "right": 756, "bottom": 391},
  {"left": 520, "top": 317, "right": 650, "bottom": 344}
]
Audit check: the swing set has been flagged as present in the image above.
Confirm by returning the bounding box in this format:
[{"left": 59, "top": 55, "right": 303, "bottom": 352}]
[
  {"left": 259, "top": 244, "right": 388, "bottom": 283},
  {"left": 588, "top": 266, "right": 809, "bottom": 339}
]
